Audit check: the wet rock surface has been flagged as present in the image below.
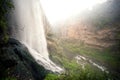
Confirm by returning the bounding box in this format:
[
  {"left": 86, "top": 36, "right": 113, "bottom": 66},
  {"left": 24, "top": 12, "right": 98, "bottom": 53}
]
[{"left": 0, "top": 38, "right": 49, "bottom": 80}]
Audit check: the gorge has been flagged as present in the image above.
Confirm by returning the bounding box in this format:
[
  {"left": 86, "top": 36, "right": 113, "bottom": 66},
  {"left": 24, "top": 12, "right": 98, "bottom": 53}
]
[{"left": 0, "top": 0, "right": 120, "bottom": 80}]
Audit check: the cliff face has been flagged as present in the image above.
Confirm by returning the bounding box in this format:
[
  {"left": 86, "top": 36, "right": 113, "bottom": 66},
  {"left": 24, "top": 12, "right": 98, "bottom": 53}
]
[
  {"left": 59, "top": 24, "right": 118, "bottom": 49},
  {"left": 0, "top": 38, "right": 49, "bottom": 80},
  {"left": 53, "top": 0, "right": 120, "bottom": 49}
]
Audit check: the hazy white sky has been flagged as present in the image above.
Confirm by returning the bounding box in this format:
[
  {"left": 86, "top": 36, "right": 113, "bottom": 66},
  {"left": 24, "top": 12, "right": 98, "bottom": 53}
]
[{"left": 40, "top": 0, "right": 107, "bottom": 24}]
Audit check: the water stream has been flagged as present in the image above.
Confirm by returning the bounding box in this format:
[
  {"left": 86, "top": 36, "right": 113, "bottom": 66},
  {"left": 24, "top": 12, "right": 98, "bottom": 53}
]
[{"left": 75, "top": 55, "right": 109, "bottom": 73}]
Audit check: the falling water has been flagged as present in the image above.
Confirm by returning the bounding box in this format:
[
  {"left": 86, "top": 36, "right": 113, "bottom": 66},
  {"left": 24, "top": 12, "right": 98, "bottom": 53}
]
[{"left": 8, "top": 0, "right": 62, "bottom": 72}]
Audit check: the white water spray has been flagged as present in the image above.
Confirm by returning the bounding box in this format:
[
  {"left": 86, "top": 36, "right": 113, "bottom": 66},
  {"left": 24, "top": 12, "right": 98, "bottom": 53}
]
[{"left": 8, "top": 0, "right": 62, "bottom": 72}]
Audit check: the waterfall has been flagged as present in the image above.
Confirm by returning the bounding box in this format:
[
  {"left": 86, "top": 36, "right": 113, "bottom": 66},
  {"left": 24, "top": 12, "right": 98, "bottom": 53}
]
[{"left": 8, "top": 0, "right": 62, "bottom": 72}]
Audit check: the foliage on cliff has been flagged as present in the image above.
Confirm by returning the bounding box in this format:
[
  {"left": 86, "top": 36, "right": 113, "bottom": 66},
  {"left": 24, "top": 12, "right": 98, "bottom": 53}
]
[{"left": 0, "top": 0, "right": 14, "bottom": 44}]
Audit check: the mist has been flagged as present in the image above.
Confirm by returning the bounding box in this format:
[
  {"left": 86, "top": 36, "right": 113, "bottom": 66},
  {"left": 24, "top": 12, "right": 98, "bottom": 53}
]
[
  {"left": 0, "top": 0, "right": 120, "bottom": 79},
  {"left": 41, "top": 0, "right": 107, "bottom": 25}
]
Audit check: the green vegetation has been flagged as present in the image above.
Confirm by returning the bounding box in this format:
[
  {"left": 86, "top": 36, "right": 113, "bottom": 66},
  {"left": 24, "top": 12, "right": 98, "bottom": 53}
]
[
  {"left": 62, "top": 40, "right": 120, "bottom": 73},
  {"left": 1, "top": 77, "right": 17, "bottom": 80},
  {"left": 46, "top": 56, "right": 111, "bottom": 80},
  {"left": 62, "top": 40, "right": 120, "bottom": 64},
  {"left": 0, "top": 0, "right": 14, "bottom": 44},
  {"left": 46, "top": 15, "right": 120, "bottom": 79},
  {"left": 46, "top": 35, "right": 120, "bottom": 80},
  {"left": 0, "top": 0, "right": 15, "bottom": 79},
  {"left": 45, "top": 74, "right": 59, "bottom": 80}
]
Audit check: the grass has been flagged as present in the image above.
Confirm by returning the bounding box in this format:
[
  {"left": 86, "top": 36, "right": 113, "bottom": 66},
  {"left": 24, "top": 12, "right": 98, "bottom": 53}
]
[
  {"left": 62, "top": 40, "right": 120, "bottom": 69},
  {"left": 45, "top": 57, "right": 111, "bottom": 80},
  {"left": 46, "top": 38, "right": 120, "bottom": 80}
]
